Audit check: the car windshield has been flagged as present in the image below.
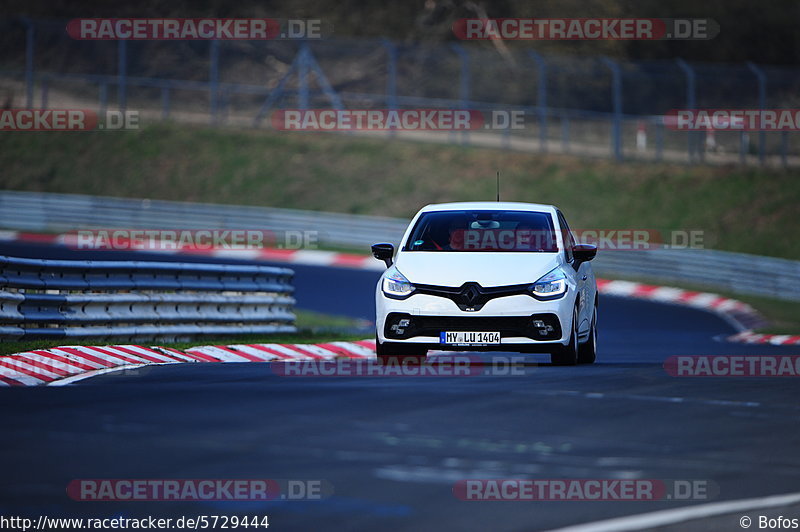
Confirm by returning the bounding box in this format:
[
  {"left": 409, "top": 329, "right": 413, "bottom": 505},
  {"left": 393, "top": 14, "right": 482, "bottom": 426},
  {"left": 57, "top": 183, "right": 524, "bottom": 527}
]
[{"left": 404, "top": 210, "right": 558, "bottom": 252}]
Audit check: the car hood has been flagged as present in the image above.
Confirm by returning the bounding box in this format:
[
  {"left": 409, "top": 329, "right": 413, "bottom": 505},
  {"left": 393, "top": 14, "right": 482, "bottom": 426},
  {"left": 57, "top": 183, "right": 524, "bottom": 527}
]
[{"left": 394, "top": 252, "right": 562, "bottom": 287}]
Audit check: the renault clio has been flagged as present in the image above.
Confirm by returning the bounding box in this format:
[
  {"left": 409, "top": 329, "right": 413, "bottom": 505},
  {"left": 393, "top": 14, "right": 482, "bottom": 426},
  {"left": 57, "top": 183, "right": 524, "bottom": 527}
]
[{"left": 372, "top": 202, "right": 598, "bottom": 365}]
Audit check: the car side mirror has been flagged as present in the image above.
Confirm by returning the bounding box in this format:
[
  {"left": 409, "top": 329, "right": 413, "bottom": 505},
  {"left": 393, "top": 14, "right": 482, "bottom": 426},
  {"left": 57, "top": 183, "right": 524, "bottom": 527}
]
[
  {"left": 573, "top": 244, "right": 597, "bottom": 265},
  {"left": 371, "top": 243, "right": 394, "bottom": 268}
]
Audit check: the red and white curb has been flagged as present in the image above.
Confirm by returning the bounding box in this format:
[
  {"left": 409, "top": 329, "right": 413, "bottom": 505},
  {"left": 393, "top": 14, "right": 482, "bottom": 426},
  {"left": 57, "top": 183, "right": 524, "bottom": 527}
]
[
  {"left": 0, "top": 231, "right": 787, "bottom": 344},
  {"left": 0, "top": 341, "right": 378, "bottom": 387},
  {"left": 726, "top": 331, "right": 800, "bottom": 346}
]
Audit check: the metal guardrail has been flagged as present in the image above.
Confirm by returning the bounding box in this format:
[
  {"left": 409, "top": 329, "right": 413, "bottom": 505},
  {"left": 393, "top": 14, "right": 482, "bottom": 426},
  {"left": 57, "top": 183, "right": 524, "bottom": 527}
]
[
  {"left": 1, "top": 190, "right": 799, "bottom": 302},
  {"left": 0, "top": 254, "right": 296, "bottom": 341},
  {"left": 593, "top": 248, "right": 800, "bottom": 302},
  {"left": 0, "top": 190, "right": 407, "bottom": 251}
]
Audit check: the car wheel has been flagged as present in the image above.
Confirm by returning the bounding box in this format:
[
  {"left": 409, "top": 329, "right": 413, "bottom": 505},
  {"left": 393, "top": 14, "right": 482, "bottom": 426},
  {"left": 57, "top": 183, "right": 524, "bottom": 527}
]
[
  {"left": 578, "top": 302, "right": 597, "bottom": 365},
  {"left": 551, "top": 306, "right": 578, "bottom": 366},
  {"left": 375, "top": 334, "right": 427, "bottom": 365}
]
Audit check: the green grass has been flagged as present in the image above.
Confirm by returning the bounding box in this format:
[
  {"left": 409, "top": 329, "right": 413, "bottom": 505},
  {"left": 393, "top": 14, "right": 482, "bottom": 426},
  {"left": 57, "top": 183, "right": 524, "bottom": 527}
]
[
  {"left": 1, "top": 124, "right": 798, "bottom": 259},
  {"left": 294, "top": 309, "right": 369, "bottom": 331}
]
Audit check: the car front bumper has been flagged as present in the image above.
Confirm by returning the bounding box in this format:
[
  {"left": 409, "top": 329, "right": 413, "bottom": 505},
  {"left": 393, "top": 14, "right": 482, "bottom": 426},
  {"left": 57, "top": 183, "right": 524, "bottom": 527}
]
[{"left": 376, "top": 290, "right": 576, "bottom": 349}]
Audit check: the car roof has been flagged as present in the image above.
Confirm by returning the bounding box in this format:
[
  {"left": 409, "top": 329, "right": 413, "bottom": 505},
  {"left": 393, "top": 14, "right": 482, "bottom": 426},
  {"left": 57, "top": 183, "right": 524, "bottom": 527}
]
[{"left": 417, "top": 201, "right": 558, "bottom": 214}]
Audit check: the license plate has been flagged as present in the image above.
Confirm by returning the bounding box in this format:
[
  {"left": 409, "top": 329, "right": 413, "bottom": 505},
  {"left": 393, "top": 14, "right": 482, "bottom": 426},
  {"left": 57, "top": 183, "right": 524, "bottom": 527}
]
[{"left": 440, "top": 331, "right": 501, "bottom": 345}]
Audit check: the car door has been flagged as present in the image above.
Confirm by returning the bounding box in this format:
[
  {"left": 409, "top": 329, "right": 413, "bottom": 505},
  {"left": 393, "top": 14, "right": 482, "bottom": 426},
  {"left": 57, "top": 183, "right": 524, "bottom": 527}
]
[{"left": 557, "top": 210, "right": 590, "bottom": 334}]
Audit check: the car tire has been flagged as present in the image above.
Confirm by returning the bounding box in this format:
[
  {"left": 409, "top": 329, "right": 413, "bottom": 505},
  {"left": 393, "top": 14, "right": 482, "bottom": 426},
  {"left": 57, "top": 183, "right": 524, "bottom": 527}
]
[
  {"left": 551, "top": 306, "right": 578, "bottom": 366},
  {"left": 375, "top": 334, "right": 427, "bottom": 365},
  {"left": 578, "top": 301, "right": 597, "bottom": 365}
]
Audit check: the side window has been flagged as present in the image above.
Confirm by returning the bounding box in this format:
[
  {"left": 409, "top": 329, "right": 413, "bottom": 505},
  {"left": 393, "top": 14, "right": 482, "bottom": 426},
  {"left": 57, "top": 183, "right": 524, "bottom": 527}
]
[{"left": 557, "top": 211, "right": 575, "bottom": 262}]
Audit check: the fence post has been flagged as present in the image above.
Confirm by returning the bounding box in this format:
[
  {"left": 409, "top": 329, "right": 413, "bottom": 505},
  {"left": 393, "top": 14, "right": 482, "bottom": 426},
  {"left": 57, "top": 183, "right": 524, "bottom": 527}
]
[
  {"left": 298, "top": 45, "right": 310, "bottom": 110},
  {"left": 117, "top": 39, "right": 127, "bottom": 112},
  {"left": 740, "top": 131, "right": 748, "bottom": 165},
  {"left": 40, "top": 76, "right": 48, "bottom": 108},
  {"left": 161, "top": 86, "right": 170, "bottom": 119},
  {"left": 99, "top": 83, "right": 108, "bottom": 117},
  {"left": 781, "top": 131, "right": 788, "bottom": 168},
  {"left": 528, "top": 51, "right": 548, "bottom": 153},
  {"left": 746, "top": 61, "right": 767, "bottom": 166},
  {"left": 675, "top": 59, "right": 697, "bottom": 163},
  {"left": 382, "top": 39, "right": 398, "bottom": 110},
  {"left": 382, "top": 39, "right": 398, "bottom": 138},
  {"left": 601, "top": 57, "right": 622, "bottom": 161},
  {"left": 655, "top": 118, "right": 664, "bottom": 161},
  {"left": 21, "top": 17, "right": 34, "bottom": 108},
  {"left": 209, "top": 39, "right": 220, "bottom": 124},
  {"left": 450, "top": 43, "right": 470, "bottom": 146}
]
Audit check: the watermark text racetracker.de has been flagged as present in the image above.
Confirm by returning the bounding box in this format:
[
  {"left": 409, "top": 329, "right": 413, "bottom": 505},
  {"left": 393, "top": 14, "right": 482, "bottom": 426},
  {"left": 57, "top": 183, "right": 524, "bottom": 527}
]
[
  {"left": 665, "top": 356, "right": 800, "bottom": 377},
  {"left": 667, "top": 109, "right": 800, "bottom": 131},
  {"left": 67, "top": 478, "right": 332, "bottom": 501},
  {"left": 453, "top": 18, "right": 719, "bottom": 40},
  {"left": 272, "top": 355, "right": 527, "bottom": 377},
  {"left": 0, "top": 109, "right": 139, "bottom": 131},
  {"left": 444, "top": 228, "right": 705, "bottom": 251},
  {"left": 453, "top": 479, "right": 718, "bottom": 501},
  {"left": 271, "top": 109, "right": 526, "bottom": 131},
  {"left": 67, "top": 18, "right": 329, "bottom": 40},
  {"left": 68, "top": 229, "right": 319, "bottom": 251}
]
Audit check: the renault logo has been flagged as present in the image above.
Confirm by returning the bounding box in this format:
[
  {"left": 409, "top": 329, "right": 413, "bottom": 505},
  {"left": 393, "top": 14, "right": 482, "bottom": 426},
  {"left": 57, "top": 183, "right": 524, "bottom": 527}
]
[{"left": 460, "top": 284, "right": 481, "bottom": 306}]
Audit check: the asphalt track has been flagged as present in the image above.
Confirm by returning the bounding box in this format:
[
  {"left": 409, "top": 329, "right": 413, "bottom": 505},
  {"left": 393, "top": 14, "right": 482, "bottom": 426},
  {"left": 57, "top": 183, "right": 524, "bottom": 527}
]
[{"left": 1, "top": 242, "right": 799, "bottom": 531}]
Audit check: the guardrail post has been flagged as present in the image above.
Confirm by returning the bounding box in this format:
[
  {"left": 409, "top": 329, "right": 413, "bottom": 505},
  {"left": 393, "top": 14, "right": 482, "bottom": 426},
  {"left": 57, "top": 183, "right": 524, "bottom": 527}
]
[
  {"left": 528, "top": 51, "right": 548, "bottom": 153},
  {"left": 209, "top": 39, "right": 220, "bottom": 124},
  {"left": 675, "top": 59, "right": 697, "bottom": 163},
  {"left": 601, "top": 57, "right": 623, "bottom": 161},
  {"left": 21, "top": 17, "right": 34, "bottom": 108},
  {"left": 450, "top": 43, "right": 470, "bottom": 146},
  {"left": 747, "top": 61, "right": 767, "bottom": 166},
  {"left": 118, "top": 39, "right": 127, "bottom": 112}
]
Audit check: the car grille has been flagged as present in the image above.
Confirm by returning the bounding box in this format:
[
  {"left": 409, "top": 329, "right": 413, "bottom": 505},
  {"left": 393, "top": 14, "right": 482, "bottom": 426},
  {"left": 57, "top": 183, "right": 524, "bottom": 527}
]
[{"left": 414, "top": 282, "right": 531, "bottom": 311}]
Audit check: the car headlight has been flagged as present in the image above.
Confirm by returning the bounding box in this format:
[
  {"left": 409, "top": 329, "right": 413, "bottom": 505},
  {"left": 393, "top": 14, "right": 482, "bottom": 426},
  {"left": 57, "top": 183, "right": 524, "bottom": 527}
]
[
  {"left": 382, "top": 266, "right": 415, "bottom": 298},
  {"left": 530, "top": 267, "right": 567, "bottom": 300}
]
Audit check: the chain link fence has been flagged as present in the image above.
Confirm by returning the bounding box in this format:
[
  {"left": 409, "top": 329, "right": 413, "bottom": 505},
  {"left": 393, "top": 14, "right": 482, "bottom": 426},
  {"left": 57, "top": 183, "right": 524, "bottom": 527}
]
[{"left": 2, "top": 18, "right": 800, "bottom": 165}]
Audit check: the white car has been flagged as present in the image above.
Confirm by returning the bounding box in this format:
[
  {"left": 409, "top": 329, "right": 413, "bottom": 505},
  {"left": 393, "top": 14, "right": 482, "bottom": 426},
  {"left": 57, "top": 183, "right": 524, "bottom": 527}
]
[{"left": 372, "top": 202, "right": 598, "bottom": 365}]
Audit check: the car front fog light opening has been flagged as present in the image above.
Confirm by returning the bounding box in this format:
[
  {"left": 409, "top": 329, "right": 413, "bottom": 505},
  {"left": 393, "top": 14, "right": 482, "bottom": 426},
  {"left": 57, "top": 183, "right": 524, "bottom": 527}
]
[
  {"left": 532, "top": 318, "right": 555, "bottom": 336},
  {"left": 528, "top": 314, "right": 561, "bottom": 340},
  {"left": 386, "top": 314, "right": 413, "bottom": 338}
]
